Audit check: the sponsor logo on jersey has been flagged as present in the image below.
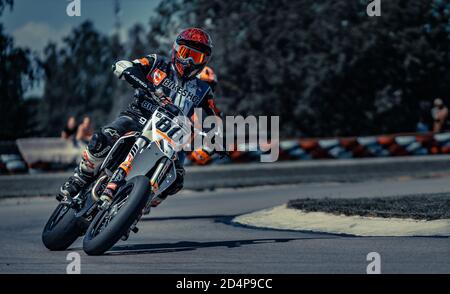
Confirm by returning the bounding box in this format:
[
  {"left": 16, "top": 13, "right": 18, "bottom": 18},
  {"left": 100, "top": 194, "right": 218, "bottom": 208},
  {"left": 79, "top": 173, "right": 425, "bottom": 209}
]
[
  {"left": 141, "top": 100, "right": 158, "bottom": 112},
  {"left": 147, "top": 68, "right": 167, "bottom": 86},
  {"left": 161, "top": 79, "right": 202, "bottom": 104}
]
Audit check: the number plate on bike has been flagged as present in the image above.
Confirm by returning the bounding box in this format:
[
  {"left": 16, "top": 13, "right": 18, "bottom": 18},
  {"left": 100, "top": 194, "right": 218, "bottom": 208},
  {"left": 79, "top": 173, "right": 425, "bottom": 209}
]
[{"left": 152, "top": 106, "right": 191, "bottom": 154}]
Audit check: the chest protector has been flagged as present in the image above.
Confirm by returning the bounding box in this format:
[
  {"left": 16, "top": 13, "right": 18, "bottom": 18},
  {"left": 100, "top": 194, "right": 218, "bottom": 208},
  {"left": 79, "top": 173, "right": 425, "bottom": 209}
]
[{"left": 145, "top": 54, "right": 211, "bottom": 117}]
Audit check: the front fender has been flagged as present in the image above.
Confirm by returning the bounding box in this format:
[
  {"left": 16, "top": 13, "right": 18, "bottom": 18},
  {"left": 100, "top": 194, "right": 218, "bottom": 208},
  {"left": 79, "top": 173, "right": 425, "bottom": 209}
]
[{"left": 126, "top": 143, "right": 165, "bottom": 180}]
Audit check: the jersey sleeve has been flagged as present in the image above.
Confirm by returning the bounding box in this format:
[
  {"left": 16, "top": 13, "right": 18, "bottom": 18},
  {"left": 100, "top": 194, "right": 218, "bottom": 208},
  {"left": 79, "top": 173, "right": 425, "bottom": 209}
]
[
  {"left": 198, "top": 93, "right": 227, "bottom": 153},
  {"left": 200, "top": 92, "right": 222, "bottom": 118},
  {"left": 131, "top": 54, "right": 157, "bottom": 75}
]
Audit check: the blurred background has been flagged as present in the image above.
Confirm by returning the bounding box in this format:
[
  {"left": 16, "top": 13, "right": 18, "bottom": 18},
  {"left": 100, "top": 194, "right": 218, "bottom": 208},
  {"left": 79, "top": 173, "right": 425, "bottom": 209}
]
[{"left": 1, "top": 0, "right": 450, "bottom": 172}]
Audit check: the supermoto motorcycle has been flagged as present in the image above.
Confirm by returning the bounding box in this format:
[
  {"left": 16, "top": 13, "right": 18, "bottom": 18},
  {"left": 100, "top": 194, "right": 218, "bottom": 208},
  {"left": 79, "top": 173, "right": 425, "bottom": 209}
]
[{"left": 42, "top": 73, "right": 192, "bottom": 256}]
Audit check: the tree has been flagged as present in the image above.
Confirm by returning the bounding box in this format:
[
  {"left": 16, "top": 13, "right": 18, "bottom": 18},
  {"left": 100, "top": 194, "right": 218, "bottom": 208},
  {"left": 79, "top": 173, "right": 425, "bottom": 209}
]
[
  {"left": 145, "top": 0, "right": 450, "bottom": 137},
  {"left": 38, "top": 21, "right": 124, "bottom": 136},
  {"left": 23, "top": 0, "right": 450, "bottom": 138},
  {"left": 128, "top": 24, "right": 148, "bottom": 58},
  {"left": 0, "top": 0, "right": 36, "bottom": 139},
  {"left": 0, "top": 0, "right": 13, "bottom": 15}
]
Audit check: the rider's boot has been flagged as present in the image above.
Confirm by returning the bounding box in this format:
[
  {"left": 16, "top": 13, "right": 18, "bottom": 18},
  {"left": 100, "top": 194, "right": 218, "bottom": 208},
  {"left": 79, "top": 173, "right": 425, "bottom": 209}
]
[
  {"left": 57, "top": 171, "right": 92, "bottom": 202},
  {"left": 57, "top": 149, "right": 102, "bottom": 202}
]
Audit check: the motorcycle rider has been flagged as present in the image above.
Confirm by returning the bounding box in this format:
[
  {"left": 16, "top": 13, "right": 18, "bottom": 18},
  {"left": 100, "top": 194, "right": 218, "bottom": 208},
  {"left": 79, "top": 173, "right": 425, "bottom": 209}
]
[{"left": 58, "top": 28, "right": 223, "bottom": 207}]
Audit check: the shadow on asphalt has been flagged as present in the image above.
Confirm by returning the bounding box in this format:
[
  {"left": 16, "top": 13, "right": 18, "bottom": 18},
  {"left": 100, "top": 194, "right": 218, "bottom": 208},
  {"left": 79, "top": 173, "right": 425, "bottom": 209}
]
[
  {"left": 140, "top": 214, "right": 234, "bottom": 222},
  {"left": 106, "top": 238, "right": 319, "bottom": 256},
  {"left": 105, "top": 215, "right": 333, "bottom": 256}
]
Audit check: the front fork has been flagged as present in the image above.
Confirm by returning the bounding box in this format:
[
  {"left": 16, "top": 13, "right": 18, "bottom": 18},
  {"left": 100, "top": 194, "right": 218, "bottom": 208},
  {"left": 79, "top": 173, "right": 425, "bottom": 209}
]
[
  {"left": 97, "top": 118, "right": 173, "bottom": 205},
  {"left": 100, "top": 119, "right": 153, "bottom": 203}
]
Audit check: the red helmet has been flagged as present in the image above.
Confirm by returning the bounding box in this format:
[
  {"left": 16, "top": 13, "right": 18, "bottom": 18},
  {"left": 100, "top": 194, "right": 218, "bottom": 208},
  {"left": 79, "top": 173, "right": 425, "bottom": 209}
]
[{"left": 172, "top": 28, "right": 213, "bottom": 79}]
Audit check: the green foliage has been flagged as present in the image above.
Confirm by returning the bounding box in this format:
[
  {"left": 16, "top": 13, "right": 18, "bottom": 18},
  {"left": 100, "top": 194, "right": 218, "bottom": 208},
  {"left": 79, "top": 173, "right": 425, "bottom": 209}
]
[
  {"left": 0, "top": 23, "right": 35, "bottom": 139},
  {"left": 147, "top": 0, "right": 450, "bottom": 137},
  {"left": 0, "top": 0, "right": 13, "bottom": 16},
  {"left": 3, "top": 0, "right": 450, "bottom": 138},
  {"left": 0, "top": 0, "right": 37, "bottom": 140},
  {"left": 37, "top": 21, "right": 124, "bottom": 136},
  {"left": 36, "top": 21, "right": 160, "bottom": 136}
]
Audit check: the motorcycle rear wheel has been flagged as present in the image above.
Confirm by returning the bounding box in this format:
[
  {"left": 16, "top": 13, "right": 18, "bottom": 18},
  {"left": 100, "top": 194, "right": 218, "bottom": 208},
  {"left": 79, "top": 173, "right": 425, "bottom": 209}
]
[{"left": 42, "top": 203, "right": 83, "bottom": 251}]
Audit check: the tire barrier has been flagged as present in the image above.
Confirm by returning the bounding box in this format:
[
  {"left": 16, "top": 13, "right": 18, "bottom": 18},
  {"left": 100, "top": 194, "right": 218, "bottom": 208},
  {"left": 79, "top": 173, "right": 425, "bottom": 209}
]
[
  {"left": 189, "top": 131, "right": 450, "bottom": 165},
  {"left": 2, "top": 132, "right": 450, "bottom": 173},
  {"left": 0, "top": 141, "right": 27, "bottom": 174}
]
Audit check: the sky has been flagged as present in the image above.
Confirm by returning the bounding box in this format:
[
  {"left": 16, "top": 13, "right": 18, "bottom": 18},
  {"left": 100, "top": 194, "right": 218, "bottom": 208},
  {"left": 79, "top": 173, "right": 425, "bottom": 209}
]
[
  {"left": 2, "top": 0, "right": 162, "bottom": 53},
  {"left": 1, "top": 0, "right": 162, "bottom": 96}
]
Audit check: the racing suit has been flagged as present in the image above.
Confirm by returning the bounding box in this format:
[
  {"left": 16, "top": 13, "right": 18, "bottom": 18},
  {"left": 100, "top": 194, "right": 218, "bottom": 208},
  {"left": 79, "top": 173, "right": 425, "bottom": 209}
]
[{"left": 59, "top": 54, "right": 222, "bottom": 203}]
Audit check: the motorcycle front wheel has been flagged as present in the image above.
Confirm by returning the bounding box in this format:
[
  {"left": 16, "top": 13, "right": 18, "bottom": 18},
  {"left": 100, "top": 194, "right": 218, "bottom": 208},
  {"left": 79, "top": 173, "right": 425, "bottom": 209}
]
[{"left": 82, "top": 175, "right": 150, "bottom": 256}]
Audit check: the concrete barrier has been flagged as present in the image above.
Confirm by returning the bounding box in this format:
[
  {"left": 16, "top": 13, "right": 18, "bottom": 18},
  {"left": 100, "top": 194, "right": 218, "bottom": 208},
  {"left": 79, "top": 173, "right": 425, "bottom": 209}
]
[
  {"left": 1, "top": 154, "right": 450, "bottom": 198},
  {"left": 16, "top": 138, "right": 81, "bottom": 169}
]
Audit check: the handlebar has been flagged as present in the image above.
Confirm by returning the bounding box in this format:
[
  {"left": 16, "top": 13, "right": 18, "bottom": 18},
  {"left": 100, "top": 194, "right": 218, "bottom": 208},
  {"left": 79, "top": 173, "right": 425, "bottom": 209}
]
[{"left": 122, "top": 70, "right": 168, "bottom": 107}]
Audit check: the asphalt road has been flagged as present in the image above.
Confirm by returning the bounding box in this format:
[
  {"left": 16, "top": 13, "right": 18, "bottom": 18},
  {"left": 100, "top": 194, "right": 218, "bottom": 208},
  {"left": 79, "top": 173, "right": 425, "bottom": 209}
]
[
  {"left": 0, "top": 176, "right": 449, "bottom": 274},
  {"left": 4, "top": 155, "right": 450, "bottom": 197}
]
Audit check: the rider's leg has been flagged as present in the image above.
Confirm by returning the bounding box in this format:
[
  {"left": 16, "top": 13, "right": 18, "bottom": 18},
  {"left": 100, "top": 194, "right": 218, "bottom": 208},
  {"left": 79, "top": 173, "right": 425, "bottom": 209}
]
[
  {"left": 58, "top": 116, "right": 141, "bottom": 201},
  {"left": 58, "top": 132, "right": 110, "bottom": 201},
  {"left": 151, "top": 152, "right": 186, "bottom": 207}
]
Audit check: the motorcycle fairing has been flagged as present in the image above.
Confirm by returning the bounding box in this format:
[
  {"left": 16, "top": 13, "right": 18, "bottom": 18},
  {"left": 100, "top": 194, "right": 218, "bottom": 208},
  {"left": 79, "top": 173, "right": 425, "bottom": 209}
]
[{"left": 125, "top": 143, "right": 177, "bottom": 196}]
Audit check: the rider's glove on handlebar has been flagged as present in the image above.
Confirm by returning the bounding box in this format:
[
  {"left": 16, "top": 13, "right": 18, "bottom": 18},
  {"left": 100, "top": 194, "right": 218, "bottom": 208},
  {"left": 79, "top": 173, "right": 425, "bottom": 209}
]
[{"left": 112, "top": 60, "right": 133, "bottom": 79}]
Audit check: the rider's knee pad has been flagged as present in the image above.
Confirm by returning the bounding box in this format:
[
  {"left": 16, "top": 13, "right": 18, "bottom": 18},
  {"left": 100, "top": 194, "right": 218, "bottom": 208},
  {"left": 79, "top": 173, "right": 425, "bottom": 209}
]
[
  {"left": 88, "top": 129, "right": 117, "bottom": 158},
  {"left": 82, "top": 128, "right": 121, "bottom": 176},
  {"left": 79, "top": 149, "right": 104, "bottom": 177}
]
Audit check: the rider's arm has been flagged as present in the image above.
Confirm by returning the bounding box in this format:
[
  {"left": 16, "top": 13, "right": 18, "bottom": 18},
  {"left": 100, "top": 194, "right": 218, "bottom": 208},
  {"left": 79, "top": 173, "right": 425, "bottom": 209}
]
[
  {"left": 198, "top": 93, "right": 229, "bottom": 157},
  {"left": 112, "top": 55, "right": 156, "bottom": 92},
  {"left": 202, "top": 95, "right": 222, "bottom": 118}
]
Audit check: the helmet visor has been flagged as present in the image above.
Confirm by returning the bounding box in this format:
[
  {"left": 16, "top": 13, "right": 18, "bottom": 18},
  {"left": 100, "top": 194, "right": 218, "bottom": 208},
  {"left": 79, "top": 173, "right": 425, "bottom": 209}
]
[{"left": 174, "top": 44, "right": 208, "bottom": 65}]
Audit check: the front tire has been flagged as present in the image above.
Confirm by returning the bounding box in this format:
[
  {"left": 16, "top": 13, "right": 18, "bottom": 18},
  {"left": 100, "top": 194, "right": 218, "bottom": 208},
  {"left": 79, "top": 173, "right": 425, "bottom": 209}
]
[
  {"left": 83, "top": 176, "right": 150, "bottom": 256},
  {"left": 42, "top": 204, "right": 83, "bottom": 251}
]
